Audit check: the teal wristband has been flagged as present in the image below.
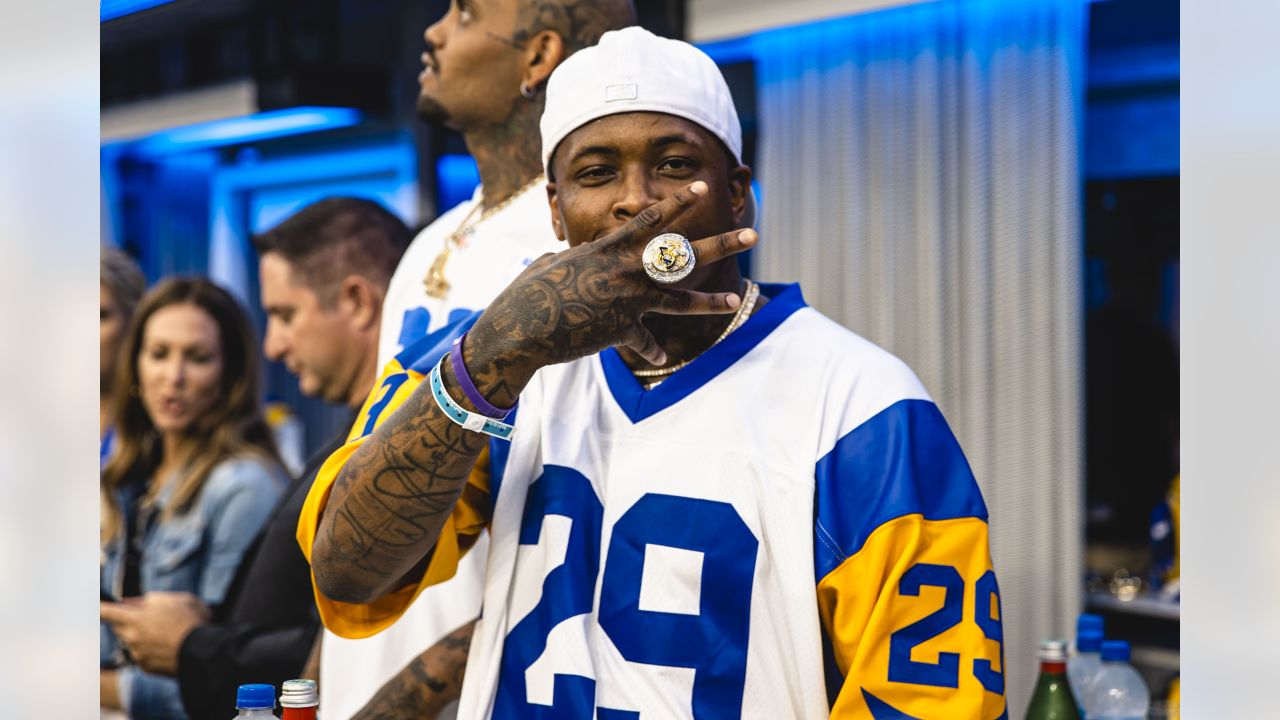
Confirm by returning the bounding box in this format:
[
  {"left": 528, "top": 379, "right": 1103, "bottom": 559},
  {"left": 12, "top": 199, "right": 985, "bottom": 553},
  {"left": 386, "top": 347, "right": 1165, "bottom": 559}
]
[{"left": 429, "top": 356, "right": 515, "bottom": 441}]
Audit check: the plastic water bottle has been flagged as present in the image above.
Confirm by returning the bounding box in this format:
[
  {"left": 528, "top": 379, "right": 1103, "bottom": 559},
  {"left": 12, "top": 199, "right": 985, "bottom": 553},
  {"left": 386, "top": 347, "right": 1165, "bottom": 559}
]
[
  {"left": 232, "top": 684, "right": 276, "bottom": 719},
  {"left": 280, "top": 679, "right": 319, "bottom": 720},
  {"left": 1085, "top": 641, "right": 1149, "bottom": 720},
  {"left": 1068, "top": 630, "right": 1104, "bottom": 709},
  {"left": 1075, "top": 613, "right": 1104, "bottom": 650}
]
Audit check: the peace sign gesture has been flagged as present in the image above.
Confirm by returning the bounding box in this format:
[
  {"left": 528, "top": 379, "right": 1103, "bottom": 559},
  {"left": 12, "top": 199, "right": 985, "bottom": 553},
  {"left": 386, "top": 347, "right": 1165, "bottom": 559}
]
[{"left": 462, "top": 179, "right": 758, "bottom": 404}]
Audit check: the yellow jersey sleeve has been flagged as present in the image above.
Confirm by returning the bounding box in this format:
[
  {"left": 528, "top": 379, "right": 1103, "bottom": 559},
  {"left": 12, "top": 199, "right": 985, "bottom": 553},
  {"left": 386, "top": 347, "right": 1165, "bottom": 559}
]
[
  {"left": 296, "top": 317, "right": 493, "bottom": 639},
  {"left": 814, "top": 399, "right": 1006, "bottom": 719}
]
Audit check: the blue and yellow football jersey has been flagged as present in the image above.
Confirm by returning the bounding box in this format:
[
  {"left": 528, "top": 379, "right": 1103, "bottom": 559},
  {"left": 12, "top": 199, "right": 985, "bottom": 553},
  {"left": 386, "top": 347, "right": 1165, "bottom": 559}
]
[{"left": 299, "top": 284, "right": 1006, "bottom": 718}]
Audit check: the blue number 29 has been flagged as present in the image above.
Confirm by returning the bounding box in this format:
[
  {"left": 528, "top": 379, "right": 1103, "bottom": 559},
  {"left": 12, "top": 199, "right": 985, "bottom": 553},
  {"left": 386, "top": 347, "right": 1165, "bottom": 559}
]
[
  {"left": 887, "top": 563, "right": 1004, "bottom": 692},
  {"left": 495, "top": 466, "right": 759, "bottom": 718}
]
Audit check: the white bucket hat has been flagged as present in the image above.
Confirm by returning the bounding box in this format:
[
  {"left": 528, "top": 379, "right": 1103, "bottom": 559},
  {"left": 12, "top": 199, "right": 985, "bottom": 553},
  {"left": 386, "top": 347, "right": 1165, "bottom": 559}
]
[{"left": 540, "top": 26, "right": 757, "bottom": 226}]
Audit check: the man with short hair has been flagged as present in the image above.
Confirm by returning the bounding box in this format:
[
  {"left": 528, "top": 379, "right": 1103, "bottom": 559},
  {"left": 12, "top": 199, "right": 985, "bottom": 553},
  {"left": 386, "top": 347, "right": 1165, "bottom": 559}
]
[
  {"left": 303, "top": 28, "right": 1007, "bottom": 718},
  {"left": 100, "top": 197, "right": 411, "bottom": 720},
  {"left": 258, "top": 197, "right": 406, "bottom": 406},
  {"left": 317, "top": 1, "right": 636, "bottom": 718}
]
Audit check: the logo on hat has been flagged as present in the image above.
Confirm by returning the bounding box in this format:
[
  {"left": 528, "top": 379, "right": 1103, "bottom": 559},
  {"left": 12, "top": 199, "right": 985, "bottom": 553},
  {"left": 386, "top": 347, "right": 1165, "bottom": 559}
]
[{"left": 604, "top": 83, "right": 638, "bottom": 102}]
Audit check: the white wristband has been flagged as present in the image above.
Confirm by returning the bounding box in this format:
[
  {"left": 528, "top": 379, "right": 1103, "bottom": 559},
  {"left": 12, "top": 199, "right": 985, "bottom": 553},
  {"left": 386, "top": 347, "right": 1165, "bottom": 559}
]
[{"left": 429, "top": 356, "right": 515, "bottom": 441}]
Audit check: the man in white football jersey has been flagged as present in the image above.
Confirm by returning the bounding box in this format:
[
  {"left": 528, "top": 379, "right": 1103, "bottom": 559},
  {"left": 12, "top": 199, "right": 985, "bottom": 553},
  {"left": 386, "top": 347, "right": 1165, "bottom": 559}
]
[
  {"left": 325, "top": 1, "right": 637, "bottom": 718},
  {"left": 302, "top": 27, "right": 1007, "bottom": 719}
]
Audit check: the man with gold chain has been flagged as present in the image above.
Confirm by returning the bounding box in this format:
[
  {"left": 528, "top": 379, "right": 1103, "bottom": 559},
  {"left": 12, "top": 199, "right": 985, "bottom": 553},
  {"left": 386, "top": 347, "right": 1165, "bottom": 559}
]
[
  {"left": 303, "top": 27, "right": 1005, "bottom": 719},
  {"left": 320, "top": 1, "right": 637, "bottom": 718}
]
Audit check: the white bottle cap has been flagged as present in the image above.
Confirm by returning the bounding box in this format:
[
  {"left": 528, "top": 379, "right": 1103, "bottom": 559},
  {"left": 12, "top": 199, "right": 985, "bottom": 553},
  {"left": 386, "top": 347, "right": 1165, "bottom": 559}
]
[
  {"left": 280, "top": 679, "right": 318, "bottom": 708},
  {"left": 1038, "top": 638, "right": 1068, "bottom": 662}
]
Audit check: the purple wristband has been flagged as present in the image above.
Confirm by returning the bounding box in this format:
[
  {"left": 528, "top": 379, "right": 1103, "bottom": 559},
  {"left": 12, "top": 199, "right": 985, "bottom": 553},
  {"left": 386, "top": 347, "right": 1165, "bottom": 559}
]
[{"left": 449, "top": 333, "right": 515, "bottom": 419}]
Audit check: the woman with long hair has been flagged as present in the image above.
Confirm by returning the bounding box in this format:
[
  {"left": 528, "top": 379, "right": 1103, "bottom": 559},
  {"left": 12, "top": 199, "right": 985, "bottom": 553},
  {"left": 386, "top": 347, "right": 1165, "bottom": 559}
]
[{"left": 100, "top": 278, "right": 287, "bottom": 718}]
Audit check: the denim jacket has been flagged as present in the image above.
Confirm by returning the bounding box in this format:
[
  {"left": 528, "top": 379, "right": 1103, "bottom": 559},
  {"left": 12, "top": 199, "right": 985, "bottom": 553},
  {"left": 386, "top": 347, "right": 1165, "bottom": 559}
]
[{"left": 101, "top": 454, "right": 286, "bottom": 719}]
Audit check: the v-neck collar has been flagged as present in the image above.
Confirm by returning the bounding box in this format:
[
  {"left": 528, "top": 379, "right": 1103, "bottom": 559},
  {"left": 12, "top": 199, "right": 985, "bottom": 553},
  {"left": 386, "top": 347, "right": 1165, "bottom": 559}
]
[{"left": 599, "top": 283, "right": 807, "bottom": 424}]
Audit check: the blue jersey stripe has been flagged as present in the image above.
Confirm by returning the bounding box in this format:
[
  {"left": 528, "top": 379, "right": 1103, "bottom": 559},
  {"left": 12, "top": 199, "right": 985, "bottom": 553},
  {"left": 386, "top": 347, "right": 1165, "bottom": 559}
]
[
  {"left": 813, "top": 399, "right": 987, "bottom": 580},
  {"left": 395, "top": 310, "right": 481, "bottom": 374}
]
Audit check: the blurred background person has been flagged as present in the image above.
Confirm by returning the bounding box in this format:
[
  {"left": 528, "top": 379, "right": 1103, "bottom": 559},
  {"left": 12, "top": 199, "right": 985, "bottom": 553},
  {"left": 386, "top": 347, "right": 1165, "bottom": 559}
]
[
  {"left": 258, "top": 198, "right": 407, "bottom": 407},
  {"left": 100, "top": 246, "right": 146, "bottom": 466},
  {"left": 100, "top": 197, "right": 411, "bottom": 720},
  {"left": 100, "top": 277, "right": 288, "bottom": 719}
]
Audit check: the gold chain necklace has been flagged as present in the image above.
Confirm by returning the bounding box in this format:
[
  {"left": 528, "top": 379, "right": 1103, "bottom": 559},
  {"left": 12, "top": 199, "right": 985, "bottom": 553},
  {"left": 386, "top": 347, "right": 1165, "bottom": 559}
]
[
  {"left": 634, "top": 279, "right": 760, "bottom": 387},
  {"left": 423, "top": 174, "right": 546, "bottom": 298}
]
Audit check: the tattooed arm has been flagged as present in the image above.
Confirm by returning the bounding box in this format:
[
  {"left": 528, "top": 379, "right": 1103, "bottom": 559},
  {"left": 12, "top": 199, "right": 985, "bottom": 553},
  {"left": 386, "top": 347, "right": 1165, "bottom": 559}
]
[
  {"left": 310, "top": 361, "right": 491, "bottom": 605},
  {"left": 349, "top": 620, "right": 476, "bottom": 720},
  {"left": 311, "top": 180, "right": 754, "bottom": 604}
]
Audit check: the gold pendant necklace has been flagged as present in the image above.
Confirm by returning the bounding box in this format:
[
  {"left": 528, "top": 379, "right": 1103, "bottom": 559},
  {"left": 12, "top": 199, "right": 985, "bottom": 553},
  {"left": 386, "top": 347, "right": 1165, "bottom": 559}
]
[
  {"left": 423, "top": 202, "right": 481, "bottom": 299},
  {"left": 423, "top": 174, "right": 546, "bottom": 299}
]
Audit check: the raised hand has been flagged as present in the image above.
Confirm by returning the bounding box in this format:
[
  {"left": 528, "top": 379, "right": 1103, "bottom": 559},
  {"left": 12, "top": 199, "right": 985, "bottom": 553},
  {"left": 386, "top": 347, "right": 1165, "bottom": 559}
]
[{"left": 463, "top": 180, "right": 758, "bottom": 404}]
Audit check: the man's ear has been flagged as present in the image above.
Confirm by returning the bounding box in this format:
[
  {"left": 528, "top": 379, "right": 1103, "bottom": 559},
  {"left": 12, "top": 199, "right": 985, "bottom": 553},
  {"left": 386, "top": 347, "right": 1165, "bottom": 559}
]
[
  {"left": 546, "top": 181, "right": 567, "bottom": 241},
  {"left": 728, "top": 164, "right": 753, "bottom": 226},
  {"left": 337, "top": 275, "right": 379, "bottom": 331},
  {"left": 523, "top": 30, "right": 567, "bottom": 92}
]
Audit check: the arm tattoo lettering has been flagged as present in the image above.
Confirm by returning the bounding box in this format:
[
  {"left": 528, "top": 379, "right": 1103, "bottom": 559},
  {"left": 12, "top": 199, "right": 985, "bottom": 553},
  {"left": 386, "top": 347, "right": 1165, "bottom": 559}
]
[{"left": 314, "top": 369, "right": 487, "bottom": 603}]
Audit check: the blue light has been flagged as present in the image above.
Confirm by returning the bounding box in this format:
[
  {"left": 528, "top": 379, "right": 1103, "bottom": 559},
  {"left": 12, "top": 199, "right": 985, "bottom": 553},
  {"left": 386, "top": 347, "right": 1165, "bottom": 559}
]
[
  {"left": 126, "top": 107, "right": 363, "bottom": 157},
  {"left": 101, "top": 0, "right": 178, "bottom": 22},
  {"left": 436, "top": 154, "right": 481, "bottom": 213},
  {"left": 699, "top": 0, "right": 1091, "bottom": 67}
]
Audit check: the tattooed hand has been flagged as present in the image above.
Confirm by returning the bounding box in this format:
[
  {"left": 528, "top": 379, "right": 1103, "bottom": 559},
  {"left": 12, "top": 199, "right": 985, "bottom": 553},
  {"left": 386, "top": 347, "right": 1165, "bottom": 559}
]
[{"left": 462, "top": 179, "right": 758, "bottom": 406}]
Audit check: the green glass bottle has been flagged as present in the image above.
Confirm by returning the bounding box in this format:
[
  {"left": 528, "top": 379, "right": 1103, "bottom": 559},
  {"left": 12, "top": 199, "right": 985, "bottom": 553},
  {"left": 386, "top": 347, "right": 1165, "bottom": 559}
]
[{"left": 1025, "top": 639, "right": 1081, "bottom": 720}]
